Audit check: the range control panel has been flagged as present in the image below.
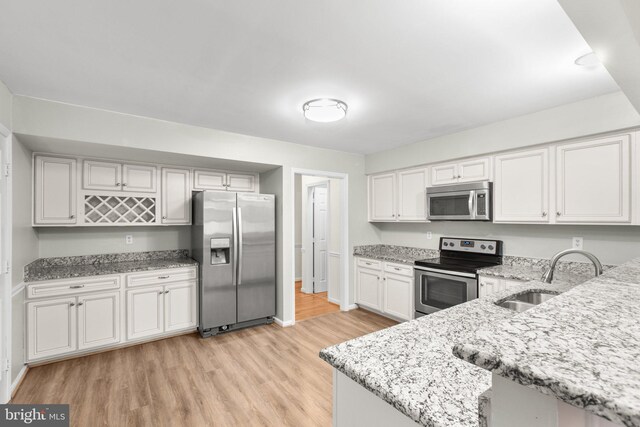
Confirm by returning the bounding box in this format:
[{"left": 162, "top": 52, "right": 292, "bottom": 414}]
[{"left": 440, "top": 238, "right": 501, "bottom": 255}]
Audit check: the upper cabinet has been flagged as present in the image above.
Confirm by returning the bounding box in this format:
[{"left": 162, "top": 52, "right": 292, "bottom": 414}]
[
  {"left": 161, "top": 168, "right": 191, "bottom": 225},
  {"left": 193, "top": 169, "right": 257, "bottom": 192},
  {"left": 555, "top": 135, "right": 630, "bottom": 223},
  {"left": 369, "top": 168, "right": 428, "bottom": 222},
  {"left": 431, "top": 157, "right": 491, "bottom": 186},
  {"left": 494, "top": 148, "right": 549, "bottom": 223},
  {"left": 83, "top": 160, "right": 156, "bottom": 193},
  {"left": 34, "top": 155, "right": 77, "bottom": 225}
]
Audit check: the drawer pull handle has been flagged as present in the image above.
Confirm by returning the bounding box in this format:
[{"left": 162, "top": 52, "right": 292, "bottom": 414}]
[
  {"left": 69, "top": 303, "right": 75, "bottom": 307},
  {"left": 394, "top": 267, "right": 401, "bottom": 271},
  {"left": 78, "top": 302, "right": 84, "bottom": 306},
  {"left": 165, "top": 290, "right": 170, "bottom": 294},
  {"left": 158, "top": 276, "right": 170, "bottom": 279},
  {"left": 365, "top": 262, "right": 372, "bottom": 265},
  {"left": 70, "top": 285, "right": 85, "bottom": 289}
]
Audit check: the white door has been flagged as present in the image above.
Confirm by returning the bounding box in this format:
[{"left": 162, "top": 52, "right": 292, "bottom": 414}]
[
  {"left": 122, "top": 164, "right": 157, "bottom": 193},
  {"left": 83, "top": 160, "right": 122, "bottom": 191},
  {"left": 397, "top": 168, "right": 427, "bottom": 221},
  {"left": 383, "top": 273, "right": 413, "bottom": 321},
  {"left": 77, "top": 291, "right": 120, "bottom": 350},
  {"left": 494, "top": 148, "right": 549, "bottom": 223},
  {"left": 369, "top": 173, "right": 396, "bottom": 221},
  {"left": 312, "top": 186, "right": 329, "bottom": 293},
  {"left": 34, "top": 155, "right": 77, "bottom": 225},
  {"left": 556, "top": 135, "right": 630, "bottom": 223},
  {"left": 193, "top": 170, "right": 226, "bottom": 190},
  {"left": 226, "top": 173, "right": 256, "bottom": 192},
  {"left": 164, "top": 282, "right": 197, "bottom": 332},
  {"left": 161, "top": 168, "right": 191, "bottom": 224},
  {"left": 356, "top": 267, "right": 382, "bottom": 310},
  {"left": 27, "top": 297, "right": 77, "bottom": 360},
  {"left": 478, "top": 276, "right": 501, "bottom": 298},
  {"left": 458, "top": 157, "right": 490, "bottom": 182},
  {"left": 0, "top": 135, "right": 9, "bottom": 402},
  {"left": 127, "top": 286, "right": 164, "bottom": 340},
  {"left": 431, "top": 163, "right": 458, "bottom": 185}
]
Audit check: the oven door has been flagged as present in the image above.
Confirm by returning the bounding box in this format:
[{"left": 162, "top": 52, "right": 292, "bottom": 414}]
[
  {"left": 427, "top": 190, "right": 475, "bottom": 220},
  {"left": 414, "top": 267, "right": 477, "bottom": 315}
]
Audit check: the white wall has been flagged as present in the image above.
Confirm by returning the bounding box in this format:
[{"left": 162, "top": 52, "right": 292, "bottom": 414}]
[
  {"left": 366, "top": 92, "right": 640, "bottom": 174},
  {"left": 12, "top": 96, "right": 379, "bottom": 323},
  {"left": 294, "top": 174, "right": 302, "bottom": 279},
  {"left": 0, "top": 80, "right": 11, "bottom": 130},
  {"left": 37, "top": 226, "right": 190, "bottom": 257}
]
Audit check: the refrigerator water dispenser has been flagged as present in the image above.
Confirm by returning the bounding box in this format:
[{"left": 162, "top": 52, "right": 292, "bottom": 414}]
[{"left": 210, "top": 238, "right": 230, "bottom": 265}]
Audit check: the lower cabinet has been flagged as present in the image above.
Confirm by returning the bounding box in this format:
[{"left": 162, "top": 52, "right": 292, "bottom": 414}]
[
  {"left": 478, "top": 276, "right": 525, "bottom": 298},
  {"left": 27, "top": 297, "right": 78, "bottom": 361},
  {"left": 355, "top": 258, "right": 414, "bottom": 321},
  {"left": 78, "top": 292, "right": 120, "bottom": 350}
]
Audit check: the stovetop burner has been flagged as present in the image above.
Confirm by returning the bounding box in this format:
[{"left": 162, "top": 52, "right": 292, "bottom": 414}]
[{"left": 414, "top": 237, "right": 503, "bottom": 274}]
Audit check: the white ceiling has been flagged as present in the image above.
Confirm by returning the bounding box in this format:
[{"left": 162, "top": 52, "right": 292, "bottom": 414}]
[{"left": 0, "top": 0, "right": 621, "bottom": 154}]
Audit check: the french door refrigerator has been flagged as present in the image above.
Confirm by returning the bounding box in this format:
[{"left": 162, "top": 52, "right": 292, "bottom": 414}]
[{"left": 192, "top": 190, "right": 275, "bottom": 337}]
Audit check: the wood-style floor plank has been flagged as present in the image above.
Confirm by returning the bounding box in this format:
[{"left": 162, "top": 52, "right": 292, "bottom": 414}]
[
  {"left": 295, "top": 281, "right": 340, "bottom": 321},
  {"left": 12, "top": 309, "right": 397, "bottom": 427}
]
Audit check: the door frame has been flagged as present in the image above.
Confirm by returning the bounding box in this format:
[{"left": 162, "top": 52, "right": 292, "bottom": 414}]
[
  {"left": 0, "top": 123, "right": 12, "bottom": 403},
  {"left": 302, "top": 180, "right": 329, "bottom": 294},
  {"left": 291, "top": 168, "right": 349, "bottom": 324}
]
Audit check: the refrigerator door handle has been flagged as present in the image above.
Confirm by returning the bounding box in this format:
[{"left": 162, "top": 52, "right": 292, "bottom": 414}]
[
  {"left": 237, "top": 207, "right": 243, "bottom": 285},
  {"left": 232, "top": 207, "right": 238, "bottom": 287}
]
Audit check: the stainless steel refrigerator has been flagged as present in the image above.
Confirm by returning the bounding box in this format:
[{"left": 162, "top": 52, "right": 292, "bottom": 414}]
[{"left": 191, "top": 191, "right": 275, "bottom": 337}]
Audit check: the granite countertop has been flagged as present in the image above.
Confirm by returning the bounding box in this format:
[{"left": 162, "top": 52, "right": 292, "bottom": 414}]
[
  {"left": 353, "top": 244, "right": 439, "bottom": 265},
  {"left": 454, "top": 258, "right": 640, "bottom": 427},
  {"left": 24, "top": 250, "right": 198, "bottom": 282},
  {"left": 319, "top": 276, "right": 585, "bottom": 426}
]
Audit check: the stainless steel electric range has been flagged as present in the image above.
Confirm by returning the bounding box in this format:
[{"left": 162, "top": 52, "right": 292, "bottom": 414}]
[{"left": 414, "top": 237, "right": 503, "bottom": 317}]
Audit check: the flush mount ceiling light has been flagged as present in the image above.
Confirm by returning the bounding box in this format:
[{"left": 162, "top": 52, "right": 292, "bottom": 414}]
[
  {"left": 574, "top": 52, "right": 601, "bottom": 68},
  {"left": 302, "top": 98, "right": 348, "bottom": 123}
]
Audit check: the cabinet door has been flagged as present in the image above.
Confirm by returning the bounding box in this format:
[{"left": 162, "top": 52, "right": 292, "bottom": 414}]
[
  {"left": 383, "top": 273, "right": 413, "bottom": 321},
  {"left": 27, "top": 297, "right": 77, "bottom": 360},
  {"left": 127, "top": 286, "right": 164, "bottom": 340},
  {"left": 458, "top": 157, "right": 490, "bottom": 183},
  {"left": 78, "top": 292, "right": 120, "bottom": 350},
  {"left": 478, "top": 276, "right": 501, "bottom": 298},
  {"left": 161, "top": 168, "right": 191, "bottom": 224},
  {"left": 356, "top": 267, "right": 382, "bottom": 310},
  {"left": 494, "top": 149, "right": 549, "bottom": 223},
  {"left": 83, "top": 160, "right": 122, "bottom": 191},
  {"left": 430, "top": 163, "right": 458, "bottom": 185},
  {"left": 164, "top": 282, "right": 197, "bottom": 332},
  {"left": 226, "top": 173, "right": 257, "bottom": 192},
  {"left": 397, "top": 168, "right": 427, "bottom": 221},
  {"left": 556, "top": 135, "right": 630, "bottom": 223},
  {"left": 369, "top": 173, "right": 396, "bottom": 221},
  {"left": 122, "top": 164, "right": 157, "bottom": 193},
  {"left": 34, "top": 156, "right": 77, "bottom": 225},
  {"left": 193, "top": 170, "right": 226, "bottom": 190}
]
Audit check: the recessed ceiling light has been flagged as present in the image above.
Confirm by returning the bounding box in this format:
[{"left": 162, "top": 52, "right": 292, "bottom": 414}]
[
  {"left": 302, "top": 98, "right": 348, "bottom": 123},
  {"left": 574, "top": 52, "right": 601, "bottom": 68}
]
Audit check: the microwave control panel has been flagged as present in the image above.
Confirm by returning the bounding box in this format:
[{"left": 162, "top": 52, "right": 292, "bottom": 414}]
[{"left": 440, "top": 238, "right": 502, "bottom": 255}]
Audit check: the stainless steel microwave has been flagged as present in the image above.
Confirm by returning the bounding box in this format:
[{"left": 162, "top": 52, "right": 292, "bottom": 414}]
[{"left": 426, "top": 182, "right": 492, "bottom": 221}]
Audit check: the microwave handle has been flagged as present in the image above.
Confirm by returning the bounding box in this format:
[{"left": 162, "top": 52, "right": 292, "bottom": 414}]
[{"left": 468, "top": 191, "right": 475, "bottom": 219}]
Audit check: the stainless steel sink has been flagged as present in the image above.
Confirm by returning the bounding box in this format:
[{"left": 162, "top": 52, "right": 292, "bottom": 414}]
[{"left": 497, "top": 291, "right": 557, "bottom": 313}]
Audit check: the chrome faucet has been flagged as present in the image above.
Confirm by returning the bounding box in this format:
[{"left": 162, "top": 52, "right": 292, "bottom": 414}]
[{"left": 541, "top": 249, "right": 604, "bottom": 283}]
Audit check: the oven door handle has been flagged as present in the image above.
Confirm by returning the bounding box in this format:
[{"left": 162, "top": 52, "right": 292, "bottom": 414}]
[{"left": 414, "top": 266, "right": 476, "bottom": 279}]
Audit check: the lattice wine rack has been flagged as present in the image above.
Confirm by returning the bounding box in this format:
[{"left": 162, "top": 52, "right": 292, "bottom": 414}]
[{"left": 84, "top": 195, "right": 157, "bottom": 224}]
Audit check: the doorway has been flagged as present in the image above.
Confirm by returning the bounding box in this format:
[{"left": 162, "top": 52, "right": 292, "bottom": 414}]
[
  {"left": 0, "top": 125, "right": 11, "bottom": 403},
  {"left": 293, "top": 171, "right": 346, "bottom": 322}
]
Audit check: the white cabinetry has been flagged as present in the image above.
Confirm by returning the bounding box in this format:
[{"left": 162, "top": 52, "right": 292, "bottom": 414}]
[
  {"left": 165, "top": 282, "right": 197, "bottom": 332},
  {"left": 161, "top": 167, "right": 191, "bottom": 224},
  {"left": 193, "top": 169, "right": 258, "bottom": 192},
  {"left": 355, "top": 258, "right": 414, "bottom": 321},
  {"left": 369, "top": 168, "right": 428, "bottom": 222},
  {"left": 83, "top": 160, "right": 156, "bottom": 193},
  {"left": 431, "top": 157, "right": 491, "bottom": 186},
  {"left": 33, "top": 155, "right": 77, "bottom": 225},
  {"left": 27, "top": 297, "right": 77, "bottom": 360},
  {"left": 494, "top": 148, "right": 549, "bottom": 223},
  {"left": 556, "top": 135, "right": 630, "bottom": 223},
  {"left": 478, "top": 275, "right": 525, "bottom": 298},
  {"left": 77, "top": 291, "right": 120, "bottom": 350},
  {"left": 127, "top": 286, "right": 164, "bottom": 340}
]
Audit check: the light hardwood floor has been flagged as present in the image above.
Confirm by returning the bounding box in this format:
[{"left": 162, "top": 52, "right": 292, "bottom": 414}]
[
  {"left": 12, "top": 309, "right": 396, "bottom": 427},
  {"left": 295, "top": 280, "right": 340, "bottom": 321}
]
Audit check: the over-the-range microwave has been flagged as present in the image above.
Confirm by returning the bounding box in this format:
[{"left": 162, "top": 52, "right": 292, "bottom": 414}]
[{"left": 426, "top": 181, "right": 492, "bottom": 221}]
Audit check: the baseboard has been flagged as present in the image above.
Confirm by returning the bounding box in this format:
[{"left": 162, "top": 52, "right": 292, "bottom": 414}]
[
  {"left": 273, "top": 317, "right": 295, "bottom": 327},
  {"left": 328, "top": 297, "right": 341, "bottom": 305},
  {"left": 344, "top": 304, "right": 359, "bottom": 311},
  {"left": 10, "top": 365, "right": 28, "bottom": 399}
]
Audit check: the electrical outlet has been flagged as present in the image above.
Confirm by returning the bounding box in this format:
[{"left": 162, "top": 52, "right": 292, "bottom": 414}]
[
  {"left": 572, "top": 237, "right": 583, "bottom": 250},
  {"left": 125, "top": 235, "right": 133, "bottom": 245},
  {"left": 426, "top": 232, "right": 433, "bottom": 240}
]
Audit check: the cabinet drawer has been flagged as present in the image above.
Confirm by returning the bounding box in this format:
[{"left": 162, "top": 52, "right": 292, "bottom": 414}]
[
  {"left": 126, "top": 267, "right": 197, "bottom": 288},
  {"left": 383, "top": 262, "right": 413, "bottom": 277},
  {"left": 357, "top": 258, "right": 382, "bottom": 270},
  {"left": 27, "top": 275, "right": 121, "bottom": 299}
]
